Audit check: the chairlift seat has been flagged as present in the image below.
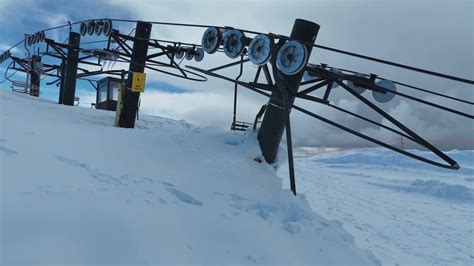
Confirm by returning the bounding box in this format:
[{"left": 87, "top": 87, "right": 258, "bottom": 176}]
[
  {"left": 10, "top": 81, "right": 30, "bottom": 94},
  {"left": 231, "top": 120, "right": 253, "bottom": 131}
]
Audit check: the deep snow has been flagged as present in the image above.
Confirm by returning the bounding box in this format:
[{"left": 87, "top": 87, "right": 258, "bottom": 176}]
[
  {"left": 0, "top": 90, "right": 378, "bottom": 265},
  {"left": 279, "top": 147, "right": 473, "bottom": 265}
]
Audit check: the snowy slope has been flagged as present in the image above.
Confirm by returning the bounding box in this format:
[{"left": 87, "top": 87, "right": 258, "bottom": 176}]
[
  {"left": 0, "top": 90, "right": 378, "bottom": 265},
  {"left": 279, "top": 148, "right": 473, "bottom": 265}
]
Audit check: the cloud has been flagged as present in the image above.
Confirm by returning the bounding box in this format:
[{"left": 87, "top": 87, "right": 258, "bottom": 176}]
[
  {"left": 0, "top": 0, "right": 472, "bottom": 151},
  {"left": 76, "top": 90, "right": 97, "bottom": 108},
  {"left": 139, "top": 87, "right": 265, "bottom": 129},
  {"left": 289, "top": 87, "right": 474, "bottom": 150},
  {"left": 103, "top": 0, "right": 473, "bottom": 150},
  {"left": 0, "top": 43, "right": 20, "bottom": 54}
]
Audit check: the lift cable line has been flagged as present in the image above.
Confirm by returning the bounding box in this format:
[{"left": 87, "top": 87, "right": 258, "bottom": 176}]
[
  {"left": 2, "top": 18, "right": 472, "bottom": 84},
  {"left": 312, "top": 44, "right": 473, "bottom": 85},
  {"left": 1, "top": 18, "right": 472, "bottom": 196},
  {"left": 335, "top": 67, "right": 474, "bottom": 105}
]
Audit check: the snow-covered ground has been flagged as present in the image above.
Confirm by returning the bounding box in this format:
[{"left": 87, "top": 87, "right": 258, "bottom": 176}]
[
  {"left": 279, "top": 148, "right": 473, "bottom": 265},
  {"left": 0, "top": 90, "right": 378, "bottom": 265}
]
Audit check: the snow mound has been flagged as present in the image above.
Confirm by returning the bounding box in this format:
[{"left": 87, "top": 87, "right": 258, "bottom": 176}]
[
  {"left": 280, "top": 146, "right": 474, "bottom": 265},
  {"left": 408, "top": 179, "right": 474, "bottom": 201},
  {"left": 367, "top": 179, "right": 474, "bottom": 202},
  {"left": 311, "top": 147, "right": 473, "bottom": 175},
  {"left": 0, "top": 90, "right": 378, "bottom": 265}
]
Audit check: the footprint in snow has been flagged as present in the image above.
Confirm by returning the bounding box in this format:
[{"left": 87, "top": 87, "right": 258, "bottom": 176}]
[
  {"left": 16, "top": 192, "right": 33, "bottom": 195},
  {"left": 246, "top": 255, "right": 257, "bottom": 263},
  {"left": 228, "top": 193, "right": 312, "bottom": 234},
  {"left": 0, "top": 144, "right": 18, "bottom": 156},
  {"left": 56, "top": 155, "right": 126, "bottom": 185},
  {"left": 161, "top": 183, "right": 203, "bottom": 206},
  {"left": 160, "top": 181, "right": 176, "bottom": 187},
  {"left": 56, "top": 155, "right": 203, "bottom": 206}
]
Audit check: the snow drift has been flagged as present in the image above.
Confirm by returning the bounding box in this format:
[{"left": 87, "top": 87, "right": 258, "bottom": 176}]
[
  {"left": 0, "top": 90, "right": 378, "bottom": 265},
  {"left": 280, "top": 146, "right": 473, "bottom": 265}
]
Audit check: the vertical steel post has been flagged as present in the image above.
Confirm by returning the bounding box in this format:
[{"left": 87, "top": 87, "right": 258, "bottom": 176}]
[
  {"left": 118, "top": 21, "right": 152, "bottom": 128},
  {"left": 29, "top": 55, "right": 41, "bottom": 97},
  {"left": 62, "top": 32, "right": 80, "bottom": 106},
  {"left": 257, "top": 19, "right": 320, "bottom": 164},
  {"left": 58, "top": 60, "right": 66, "bottom": 104}
]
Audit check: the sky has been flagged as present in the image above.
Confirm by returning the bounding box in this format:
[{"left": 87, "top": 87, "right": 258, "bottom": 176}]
[{"left": 0, "top": 0, "right": 472, "bottom": 150}]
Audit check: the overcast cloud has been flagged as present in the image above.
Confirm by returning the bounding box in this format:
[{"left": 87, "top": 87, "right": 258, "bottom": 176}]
[{"left": 0, "top": 0, "right": 472, "bottom": 150}]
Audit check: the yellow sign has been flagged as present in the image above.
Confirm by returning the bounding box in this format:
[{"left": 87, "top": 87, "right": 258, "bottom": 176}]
[{"left": 131, "top": 72, "right": 146, "bottom": 92}]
